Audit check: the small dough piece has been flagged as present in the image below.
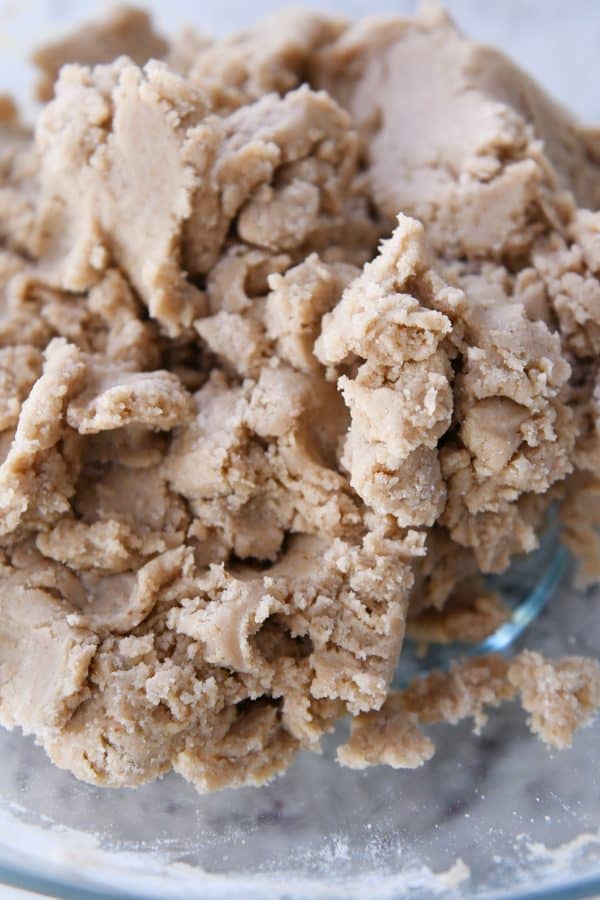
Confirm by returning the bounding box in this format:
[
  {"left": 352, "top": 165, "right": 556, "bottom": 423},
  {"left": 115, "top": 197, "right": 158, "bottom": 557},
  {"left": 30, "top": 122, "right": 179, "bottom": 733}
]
[
  {"left": 401, "top": 654, "right": 514, "bottom": 730},
  {"left": 173, "top": 701, "right": 299, "bottom": 793},
  {"left": 337, "top": 699, "right": 435, "bottom": 770},
  {"left": 164, "top": 368, "right": 359, "bottom": 562},
  {"left": 66, "top": 358, "right": 193, "bottom": 434},
  {"left": 37, "top": 518, "right": 157, "bottom": 574},
  {"left": 439, "top": 262, "right": 575, "bottom": 570},
  {"left": 32, "top": 4, "right": 169, "bottom": 101},
  {"left": 33, "top": 59, "right": 209, "bottom": 327},
  {"left": 74, "top": 546, "right": 190, "bottom": 633},
  {"left": 532, "top": 209, "right": 600, "bottom": 360},
  {"left": 266, "top": 254, "right": 359, "bottom": 373},
  {"left": 206, "top": 244, "right": 292, "bottom": 314},
  {"left": 508, "top": 650, "right": 600, "bottom": 749},
  {"left": 195, "top": 308, "right": 270, "bottom": 379},
  {"left": 0, "top": 338, "right": 85, "bottom": 537},
  {"left": 317, "top": 215, "right": 460, "bottom": 527},
  {"left": 197, "top": 250, "right": 358, "bottom": 381},
  {"left": 164, "top": 371, "right": 279, "bottom": 559},
  {"left": 338, "top": 652, "right": 600, "bottom": 769},
  {"left": 87, "top": 269, "right": 161, "bottom": 370},
  {"left": 338, "top": 654, "right": 512, "bottom": 770}
]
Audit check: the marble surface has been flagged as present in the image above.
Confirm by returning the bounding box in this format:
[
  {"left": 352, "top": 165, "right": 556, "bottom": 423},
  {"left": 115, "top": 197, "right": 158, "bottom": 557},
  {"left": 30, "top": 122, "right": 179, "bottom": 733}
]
[{"left": 0, "top": 2, "right": 598, "bottom": 898}]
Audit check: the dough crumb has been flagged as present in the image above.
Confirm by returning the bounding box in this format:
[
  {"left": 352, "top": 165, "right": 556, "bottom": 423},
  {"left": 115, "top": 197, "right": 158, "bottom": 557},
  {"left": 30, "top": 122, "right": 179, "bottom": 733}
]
[
  {"left": 508, "top": 650, "right": 600, "bottom": 749},
  {"left": 337, "top": 700, "right": 435, "bottom": 770},
  {"left": 339, "top": 652, "right": 600, "bottom": 768}
]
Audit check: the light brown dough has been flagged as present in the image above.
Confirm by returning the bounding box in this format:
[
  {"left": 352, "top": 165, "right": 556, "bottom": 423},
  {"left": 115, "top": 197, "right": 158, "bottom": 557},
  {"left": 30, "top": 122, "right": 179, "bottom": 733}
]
[
  {"left": 316, "top": 214, "right": 461, "bottom": 528},
  {"left": 31, "top": 4, "right": 169, "bottom": 101},
  {"left": 34, "top": 62, "right": 365, "bottom": 335},
  {"left": 311, "top": 7, "right": 600, "bottom": 259},
  {"left": 0, "top": 102, "right": 37, "bottom": 255},
  {"left": 0, "top": 338, "right": 86, "bottom": 537},
  {"left": 0, "top": 5, "right": 598, "bottom": 795},
  {"left": 339, "top": 652, "right": 600, "bottom": 768},
  {"left": 182, "top": 9, "right": 346, "bottom": 115}
]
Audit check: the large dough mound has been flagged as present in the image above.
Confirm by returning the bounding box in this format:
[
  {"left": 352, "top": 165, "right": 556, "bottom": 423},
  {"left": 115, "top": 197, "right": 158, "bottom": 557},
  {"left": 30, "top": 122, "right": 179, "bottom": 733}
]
[
  {"left": 33, "top": 58, "right": 369, "bottom": 335},
  {"left": 312, "top": 6, "right": 600, "bottom": 259},
  {"left": 313, "top": 6, "right": 599, "bottom": 576},
  {"left": 0, "top": 5, "right": 597, "bottom": 793}
]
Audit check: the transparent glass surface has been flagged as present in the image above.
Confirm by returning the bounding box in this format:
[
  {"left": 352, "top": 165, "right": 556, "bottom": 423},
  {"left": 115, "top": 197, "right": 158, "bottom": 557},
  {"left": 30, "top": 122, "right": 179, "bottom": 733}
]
[
  {"left": 396, "top": 518, "right": 569, "bottom": 685},
  {"left": 0, "top": 2, "right": 599, "bottom": 898}
]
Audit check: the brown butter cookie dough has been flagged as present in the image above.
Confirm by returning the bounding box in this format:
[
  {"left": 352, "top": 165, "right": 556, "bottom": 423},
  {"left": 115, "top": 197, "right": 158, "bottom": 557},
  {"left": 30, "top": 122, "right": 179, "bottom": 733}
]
[
  {"left": 339, "top": 652, "right": 600, "bottom": 769},
  {"left": 0, "top": 5, "right": 598, "bottom": 793}
]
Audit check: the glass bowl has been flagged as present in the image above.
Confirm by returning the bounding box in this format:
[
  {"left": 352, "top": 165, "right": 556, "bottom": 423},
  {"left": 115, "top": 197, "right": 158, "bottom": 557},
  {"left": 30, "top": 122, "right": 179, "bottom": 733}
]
[
  {"left": 0, "top": 2, "right": 599, "bottom": 898},
  {"left": 0, "top": 536, "right": 598, "bottom": 900},
  {"left": 395, "top": 519, "right": 569, "bottom": 685}
]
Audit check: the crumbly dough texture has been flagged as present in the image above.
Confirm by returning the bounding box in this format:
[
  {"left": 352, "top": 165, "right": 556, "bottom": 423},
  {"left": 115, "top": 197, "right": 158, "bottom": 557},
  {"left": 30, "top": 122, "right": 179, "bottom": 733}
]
[{"left": 0, "top": 5, "right": 598, "bottom": 793}]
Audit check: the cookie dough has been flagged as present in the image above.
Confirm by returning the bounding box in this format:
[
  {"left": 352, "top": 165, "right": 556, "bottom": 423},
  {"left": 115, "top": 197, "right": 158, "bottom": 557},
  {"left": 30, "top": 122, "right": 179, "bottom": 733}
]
[
  {"left": 0, "top": 6, "right": 598, "bottom": 793},
  {"left": 339, "top": 651, "right": 600, "bottom": 769}
]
